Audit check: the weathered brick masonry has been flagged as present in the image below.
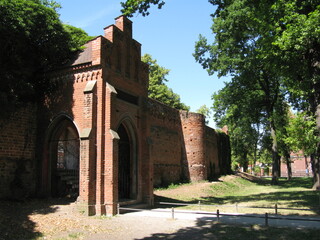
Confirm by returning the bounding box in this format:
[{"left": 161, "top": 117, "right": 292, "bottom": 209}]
[
  {"left": 0, "top": 104, "right": 37, "bottom": 199},
  {"left": 0, "top": 16, "right": 231, "bottom": 215}
]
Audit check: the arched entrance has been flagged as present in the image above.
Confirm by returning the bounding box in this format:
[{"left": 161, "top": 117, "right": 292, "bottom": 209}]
[
  {"left": 47, "top": 117, "right": 80, "bottom": 198},
  {"left": 117, "top": 123, "right": 137, "bottom": 201}
]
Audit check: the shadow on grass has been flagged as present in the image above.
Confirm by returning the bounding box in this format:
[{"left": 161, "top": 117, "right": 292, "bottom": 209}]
[
  {"left": 276, "top": 177, "right": 314, "bottom": 189},
  {"left": 250, "top": 176, "right": 314, "bottom": 189},
  {"left": 136, "top": 218, "right": 320, "bottom": 240},
  {"left": 0, "top": 198, "right": 73, "bottom": 240},
  {"left": 154, "top": 177, "right": 320, "bottom": 215}
]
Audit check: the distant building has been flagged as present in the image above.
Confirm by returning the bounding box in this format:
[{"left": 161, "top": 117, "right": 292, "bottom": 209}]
[{"left": 281, "top": 152, "right": 313, "bottom": 177}]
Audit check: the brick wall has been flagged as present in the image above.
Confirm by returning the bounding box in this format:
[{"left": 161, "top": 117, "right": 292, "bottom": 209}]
[
  {"left": 0, "top": 16, "right": 231, "bottom": 214},
  {"left": 146, "top": 99, "right": 185, "bottom": 187},
  {"left": 205, "top": 126, "right": 220, "bottom": 180},
  {"left": 281, "top": 153, "right": 313, "bottom": 177},
  {"left": 146, "top": 98, "right": 229, "bottom": 187},
  {"left": 0, "top": 104, "right": 37, "bottom": 199}
]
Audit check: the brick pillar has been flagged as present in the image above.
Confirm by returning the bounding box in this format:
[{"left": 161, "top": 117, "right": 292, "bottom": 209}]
[
  {"left": 95, "top": 74, "right": 106, "bottom": 216},
  {"left": 79, "top": 133, "right": 95, "bottom": 215},
  {"left": 181, "top": 111, "right": 207, "bottom": 181},
  {"left": 79, "top": 80, "right": 97, "bottom": 215},
  {"left": 104, "top": 83, "right": 119, "bottom": 215}
]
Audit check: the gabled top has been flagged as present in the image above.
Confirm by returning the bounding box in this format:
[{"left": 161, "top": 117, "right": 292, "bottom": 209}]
[
  {"left": 115, "top": 15, "right": 132, "bottom": 37},
  {"left": 104, "top": 15, "right": 132, "bottom": 42}
]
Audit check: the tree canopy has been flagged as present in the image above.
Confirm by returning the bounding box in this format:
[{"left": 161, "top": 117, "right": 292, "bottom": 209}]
[
  {"left": 196, "top": 104, "right": 211, "bottom": 124},
  {"left": 121, "top": 0, "right": 165, "bottom": 17},
  {"left": 0, "top": 0, "right": 91, "bottom": 115},
  {"left": 142, "top": 54, "right": 190, "bottom": 111},
  {"left": 193, "top": 0, "right": 320, "bottom": 187}
]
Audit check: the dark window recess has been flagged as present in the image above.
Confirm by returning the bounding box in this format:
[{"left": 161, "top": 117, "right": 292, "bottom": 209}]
[{"left": 116, "top": 89, "right": 139, "bottom": 105}]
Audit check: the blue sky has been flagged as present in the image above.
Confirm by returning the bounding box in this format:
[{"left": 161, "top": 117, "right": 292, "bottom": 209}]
[{"left": 59, "top": 0, "right": 230, "bottom": 128}]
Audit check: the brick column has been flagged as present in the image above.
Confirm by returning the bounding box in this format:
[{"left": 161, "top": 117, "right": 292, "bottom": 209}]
[
  {"left": 79, "top": 80, "right": 97, "bottom": 215},
  {"left": 104, "top": 83, "right": 119, "bottom": 215},
  {"left": 181, "top": 111, "right": 207, "bottom": 181}
]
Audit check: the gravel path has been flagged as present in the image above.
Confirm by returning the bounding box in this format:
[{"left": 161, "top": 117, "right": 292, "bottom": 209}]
[{"left": 0, "top": 199, "right": 214, "bottom": 240}]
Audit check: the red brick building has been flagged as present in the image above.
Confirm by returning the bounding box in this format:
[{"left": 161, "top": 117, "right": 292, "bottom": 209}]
[
  {"left": 0, "top": 16, "right": 230, "bottom": 215},
  {"left": 281, "top": 153, "right": 313, "bottom": 177}
]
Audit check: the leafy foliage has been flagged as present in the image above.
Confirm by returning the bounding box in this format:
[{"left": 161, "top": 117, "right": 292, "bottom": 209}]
[
  {"left": 0, "top": 0, "right": 91, "bottom": 115},
  {"left": 142, "top": 54, "right": 190, "bottom": 111},
  {"left": 193, "top": 0, "right": 320, "bottom": 184},
  {"left": 121, "top": 0, "right": 165, "bottom": 17},
  {"left": 212, "top": 78, "right": 267, "bottom": 171},
  {"left": 196, "top": 105, "right": 211, "bottom": 124},
  {"left": 285, "top": 112, "right": 318, "bottom": 156},
  {"left": 272, "top": 1, "right": 320, "bottom": 112}
]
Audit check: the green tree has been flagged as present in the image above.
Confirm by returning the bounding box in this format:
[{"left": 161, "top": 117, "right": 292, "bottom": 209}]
[
  {"left": 212, "top": 78, "right": 265, "bottom": 173},
  {"left": 286, "top": 112, "right": 318, "bottom": 157},
  {"left": 194, "top": 0, "right": 288, "bottom": 184},
  {"left": 285, "top": 111, "right": 318, "bottom": 179},
  {"left": 142, "top": 54, "right": 189, "bottom": 111},
  {"left": 196, "top": 105, "right": 211, "bottom": 124},
  {"left": 0, "top": 0, "right": 91, "bottom": 117},
  {"left": 121, "top": 0, "right": 165, "bottom": 17},
  {"left": 272, "top": 1, "right": 320, "bottom": 188}
]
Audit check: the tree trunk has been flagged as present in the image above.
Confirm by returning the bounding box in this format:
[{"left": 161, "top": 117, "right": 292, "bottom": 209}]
[
  {"left": 304, "top": 155, "right": 309, "bottom": 177},
  {"left": 313, "top": 151, "right": 320, "bottom": 190},
  {"left": 285, "top": 153, "right": 292, "bottom": 180},
  {"left": 270, "top": 122, "right": 280, "bottom": 185},
  {"left": 313, "top": 105, "right": 320, "bottom": 189},
  {"left": 242, "top": 151, "right": 248, "bottom": 172}
]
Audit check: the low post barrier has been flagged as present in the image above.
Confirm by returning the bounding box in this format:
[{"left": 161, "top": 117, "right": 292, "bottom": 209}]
[
  {"left": 116, "top": 201, "right": 320, "bottom": 227},
  {"left": 265, "top": 213, "right": 268, "bottom": 226},
  {"left": 171, "top": 207, "right": 175, "bottom": 220}
]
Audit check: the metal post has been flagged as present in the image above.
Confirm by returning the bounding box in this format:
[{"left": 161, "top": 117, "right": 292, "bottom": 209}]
[
  {"left": 265, "top": 213, "right": 268, "bottom": 226},
  {"left": 275, "top": 204, "right": 278, "bottom": 215},
  {"left": 198, "top": 200, "right": 201, "bottom": 211},
  {"left": 217, "top": 209, "right": 220, "bottom": 222},
  {"left": 236, "top": 203, "right": 238, "bottom": 213},
  {"left": 171, "top": 207, "right": 175, "bottom": 220},
  {"left": 117, "top": 203, "right": 120, "bottom": 215}
]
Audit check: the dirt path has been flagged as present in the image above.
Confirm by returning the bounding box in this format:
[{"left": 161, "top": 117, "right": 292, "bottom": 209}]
[
  {"left": 1, "top": 176, "right": 319, "bottom": 239},
  {"left": 0, "top": 199, "right": 213, "bottom": 240}
]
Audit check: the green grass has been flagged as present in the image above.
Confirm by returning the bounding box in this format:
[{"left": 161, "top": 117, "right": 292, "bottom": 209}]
[
  {"left": 155, "top": 182, "right": 192, "bottom": 191},
  {"left": 207, "top": 222, "right": 320, "bottom": 240},
  {"left": 155, "top": 175, "right": 320, "bottom": 215}
]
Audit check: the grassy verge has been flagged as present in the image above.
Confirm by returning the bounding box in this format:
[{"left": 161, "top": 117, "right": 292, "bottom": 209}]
[
  {"left": 155, "top": 175, "right": 320, "bottom": 215},
  {"left": 207, "top": 222, "right": 320, "bottom": 240}
]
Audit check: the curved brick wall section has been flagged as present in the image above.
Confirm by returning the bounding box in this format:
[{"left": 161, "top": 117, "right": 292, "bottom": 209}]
[
  {"left": 180, "top": 111, "right": 207, "bottom": 181},
  {"left": 146, "top": 99, "right": 228, "bottom": 185}
]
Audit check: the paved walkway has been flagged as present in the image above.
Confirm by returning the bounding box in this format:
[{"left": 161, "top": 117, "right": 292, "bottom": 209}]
[{"left": 123, "top": 208, "right": 320, "bottom": 229}]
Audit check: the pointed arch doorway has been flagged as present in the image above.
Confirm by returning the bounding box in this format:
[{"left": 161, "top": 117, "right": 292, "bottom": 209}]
[
  {"left": 45, "top": 117, "right": 80, "bottom": 199},
  {"left": 117, "top": 123, "right": 138, "bottom": 201}
]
